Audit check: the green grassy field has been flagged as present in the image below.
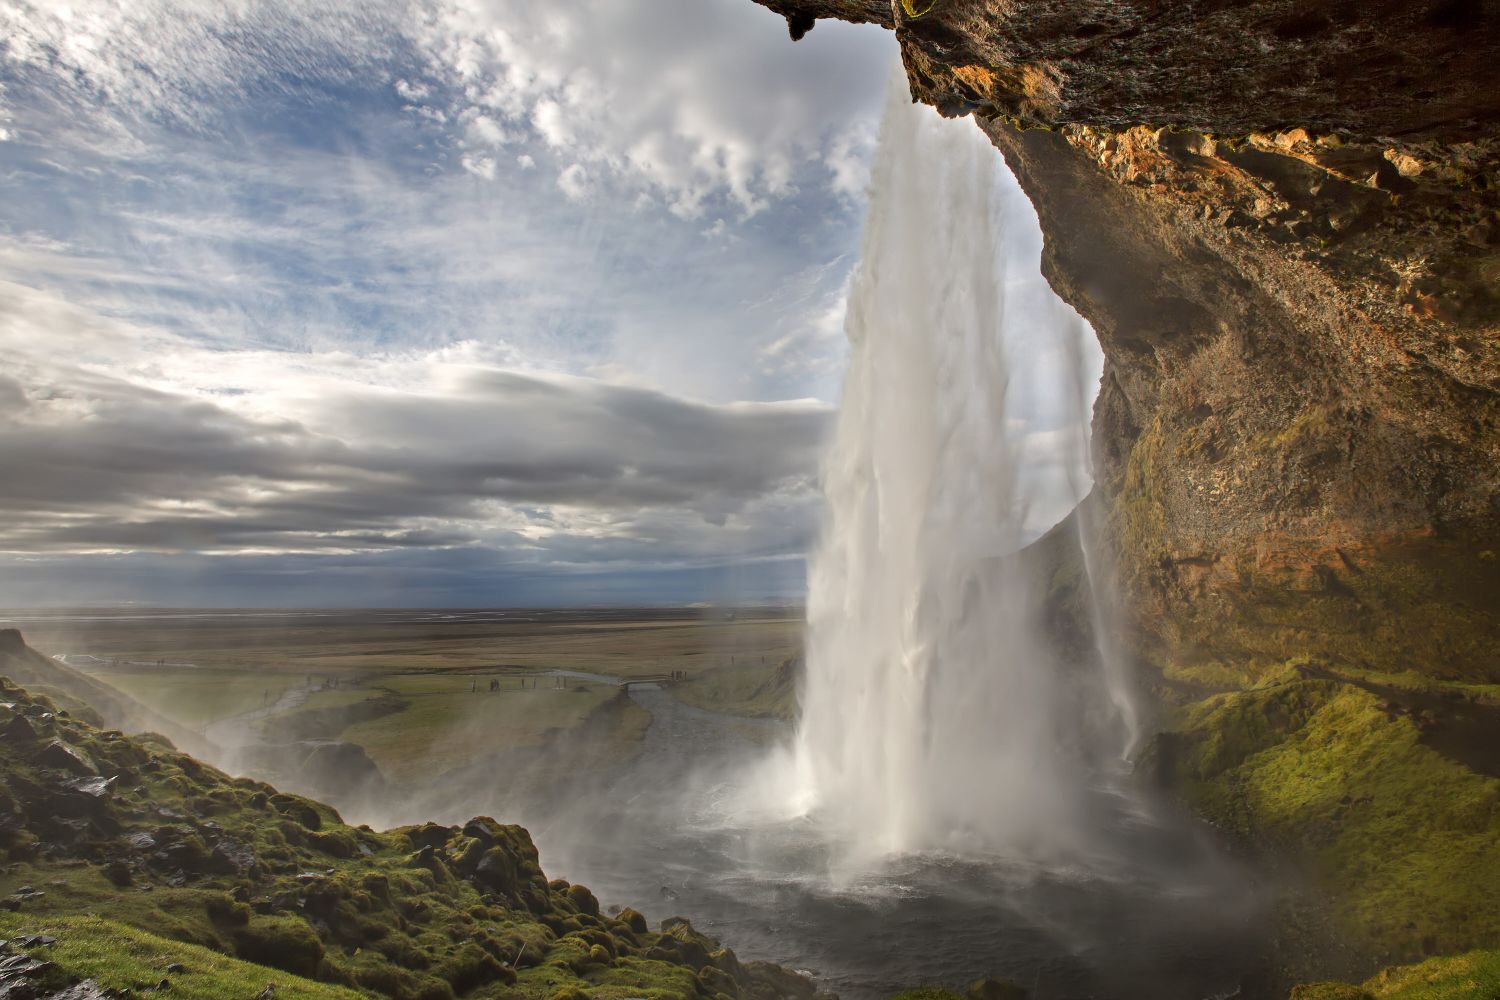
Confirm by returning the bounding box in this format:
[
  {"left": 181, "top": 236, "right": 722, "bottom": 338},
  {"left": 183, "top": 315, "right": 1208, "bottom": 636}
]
[
  {"left": 8, "top": 609, "right": 801, "bottom": 793},
  {"left": 11, "top": 609, "right": 802, "bottom": 683},
  {"left": 98, "top": 669, "right": 309, "bottom": 728},
  {"left": 340, "top": 678, "right": 624, "bottom": 784}
]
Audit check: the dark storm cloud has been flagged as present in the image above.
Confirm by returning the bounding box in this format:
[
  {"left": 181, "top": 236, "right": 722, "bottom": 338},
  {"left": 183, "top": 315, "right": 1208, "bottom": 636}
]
[{"left": 0, "top": 362, "right": 830, "bottom": 556}]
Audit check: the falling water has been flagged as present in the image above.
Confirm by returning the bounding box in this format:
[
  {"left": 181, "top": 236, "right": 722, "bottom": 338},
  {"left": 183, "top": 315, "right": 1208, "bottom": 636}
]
[{"left": 772, "top": 71, "right": 1135, "bottom": 863}]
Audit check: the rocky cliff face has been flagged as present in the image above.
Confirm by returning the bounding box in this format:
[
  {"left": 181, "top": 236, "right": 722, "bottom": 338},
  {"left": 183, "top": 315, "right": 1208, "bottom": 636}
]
[{"left": 759, "top": 0, "right": 1500, "bottom": 690}]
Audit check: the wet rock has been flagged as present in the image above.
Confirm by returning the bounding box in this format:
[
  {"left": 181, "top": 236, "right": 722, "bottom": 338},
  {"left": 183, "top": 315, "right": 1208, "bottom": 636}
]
[
  {"left": 12, "top": 937, "right": 55, "bottom": 950},
  {"left": 51, "top": 777, "right": 115, "bottom": 820},
  {"left": 472, "top": 848, "right": 519, "bottom": 895},
  {"left": 742, "top": 960, "right": 820, "bottom": 1000},
  {"left": 0, "top": 714, "right": 31, "bottom": 745},
  {"left": 63, "top": 777, "right": 113, "bottom": 800},
  {"left": 0, "top": 951, "right": 57, "bottom": 999},
  {"left": 462, "top": 817, "right": 499, "bottom": 843},
  {"left": 212, "top": 838, "right": 258, "bottom": 877},
  {"left": 35, "top": 743, "right": 96, "bottom": 777}
]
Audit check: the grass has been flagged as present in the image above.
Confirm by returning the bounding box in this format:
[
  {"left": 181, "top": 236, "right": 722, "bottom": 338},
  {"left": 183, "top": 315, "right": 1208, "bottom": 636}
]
[
  {"left": 40, "top": 611, "right": 803, "bottom": 748},
  {"left": 19, "top": 609, "right": 803, "bottom": 684},
  {"left": 1364, "top": 949, "right": 1500, "bottom": 999},
  {"left": 98, "top": 668, "right": 309, "bottom": 728},
  {"left": 671, "top": 656, "right": 798, "bottom": 719},
  {"left": 1293, "top": 949, "right": 1500, "bottom": 1000},
  {"left": 1151, "top": 673, "right": 1500, "bottom": 975},
  {"left": 0, "top": 913, "right": 364, "bottom": 1000},
  {"left": 0, "top": 672, "right": 805, "bottom": 1000},
  {"left": 342, "top": 679, "right": 618, "bottom": 784}
]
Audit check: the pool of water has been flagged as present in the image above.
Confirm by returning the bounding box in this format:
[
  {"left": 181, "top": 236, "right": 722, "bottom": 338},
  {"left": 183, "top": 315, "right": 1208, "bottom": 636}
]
[{"left": 425, "top": 687, "right": 1272, "bottom": 1000}]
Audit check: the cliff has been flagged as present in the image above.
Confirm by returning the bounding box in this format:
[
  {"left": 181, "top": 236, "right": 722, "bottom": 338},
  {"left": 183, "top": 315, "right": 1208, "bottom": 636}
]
[
  {"left": 756, "top": 0, "right": 1499, "bottom": 689},
  {"left": 751, "top": 0, "right": 1499, "bottom": 983}
]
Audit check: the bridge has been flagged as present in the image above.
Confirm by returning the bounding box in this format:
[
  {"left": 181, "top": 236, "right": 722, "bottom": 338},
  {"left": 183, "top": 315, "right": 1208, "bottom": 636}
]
[{"left": 618, "top": 673, "right": 686, "bottom": 692}]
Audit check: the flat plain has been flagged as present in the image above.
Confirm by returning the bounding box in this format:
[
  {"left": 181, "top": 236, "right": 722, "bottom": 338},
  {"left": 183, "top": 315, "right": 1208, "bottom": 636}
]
[{"left": 1, "top": 607, "right": 804, "bottom": 786}]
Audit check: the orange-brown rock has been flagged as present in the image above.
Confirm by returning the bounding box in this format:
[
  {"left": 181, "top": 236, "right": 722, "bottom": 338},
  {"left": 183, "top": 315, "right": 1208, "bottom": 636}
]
[{"left": 754, "top": 0, "right": 1500, "bottom": 687}]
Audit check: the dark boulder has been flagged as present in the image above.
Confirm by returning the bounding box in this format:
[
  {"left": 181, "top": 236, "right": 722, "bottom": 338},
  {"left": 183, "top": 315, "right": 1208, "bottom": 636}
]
[{"left": 34, "top": 741, "right": 97, "bottom": 776}]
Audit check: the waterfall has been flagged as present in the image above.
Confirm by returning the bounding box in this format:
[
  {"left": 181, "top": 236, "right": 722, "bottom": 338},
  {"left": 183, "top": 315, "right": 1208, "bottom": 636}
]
[{"left": 769, "top": 69, "right": 1134, "bottom": 863}]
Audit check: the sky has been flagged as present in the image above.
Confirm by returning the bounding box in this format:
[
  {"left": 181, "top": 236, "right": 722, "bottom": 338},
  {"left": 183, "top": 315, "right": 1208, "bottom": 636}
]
[{"left": 0, "top": 0, "right": 1097, "bottom": 608}]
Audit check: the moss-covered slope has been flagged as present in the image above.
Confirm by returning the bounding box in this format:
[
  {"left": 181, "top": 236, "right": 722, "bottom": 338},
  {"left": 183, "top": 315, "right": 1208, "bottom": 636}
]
[
  {"left": 0, "top": 628, "right": 212, "bottom": 758},
  {"left": 0, "top": 671, "right": 821, "bottom": 1000},
  {"left": 1141, "top": 664, "right": 1500, "bottom": 982}
]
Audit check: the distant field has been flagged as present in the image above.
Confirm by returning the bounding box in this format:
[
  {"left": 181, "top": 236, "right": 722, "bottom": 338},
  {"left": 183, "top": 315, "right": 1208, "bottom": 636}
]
[
  {"left": 97, "top": 669, "right": 308, "bottom": 729},
  {"left": 339, "top": 675, "right": 625, "bottom": 784},
  {"left": 5, "top": 607, "right": 802, "bottom": 682},
  {"left": 3, "top": 608, "right": 803, "bottom": 782}
]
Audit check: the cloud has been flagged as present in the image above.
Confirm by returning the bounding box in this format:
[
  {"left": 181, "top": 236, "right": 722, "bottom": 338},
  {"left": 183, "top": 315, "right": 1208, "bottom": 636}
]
[
  {"left": 408, "top": 0, "right": 892, "bottom": 217},
  {"left": 556, "top": 163, "right": 590, "bottom": 200},
  {"left": 0, "top": 1, "right": 404, "bottom": 137},
  {"left": 1, "top": 0, "right": 890, "bottom": 217},
  {"left": 0, "top": 0, "right": 895, "bottom": 603},
  {"left": 0, "top": 281, "right": 830, "bottom": 565}
]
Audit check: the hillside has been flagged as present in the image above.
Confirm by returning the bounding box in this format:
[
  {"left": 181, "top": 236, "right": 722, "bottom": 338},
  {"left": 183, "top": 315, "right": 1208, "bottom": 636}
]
[
  {"left": 0, "top": 628, "right": 213, "bottom": 759},
  {"left": 0, "top": 644, "right": 823, "bottom": 1000}
]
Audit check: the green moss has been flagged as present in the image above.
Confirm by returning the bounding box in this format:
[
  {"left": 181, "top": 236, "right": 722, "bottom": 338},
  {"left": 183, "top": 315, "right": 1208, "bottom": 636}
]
[
  {"left": 1363, "top": 948, "right": 1500, "bottom": 998},
  {"left": 1292, "top": 948, "right": 1500, "bottom": 1000},
  {"left": 1290, "top": 985, "right": 1374, "bottom": 1000},
  {"left": 233, "top": 915, "right": 326, "bottom": 977},
  {"left": 1245, "top": 403, "right": 1342, "bottom": 454},
  {"left": 1110, "top": 416, "right": 1170, "bottom": 578},
  {"left": 1153, "top": 675, "right": 1500, "bottom": 974},
  {"left": 0, "top": 672, "right": 816, "bottom": 1000}
]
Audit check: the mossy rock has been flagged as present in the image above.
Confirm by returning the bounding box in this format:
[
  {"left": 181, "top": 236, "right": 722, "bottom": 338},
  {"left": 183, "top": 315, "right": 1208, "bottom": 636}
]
[
  {"left": 1155, "top": 673, "right": 1500, "bottom": 975},
  {"left": 890, "top": 990, "right": 967, "bottom": 1000},
  {"left": 616, "top": 906, "right": 649, "bottom": 935},
  {"left": 234, "top": 914, "right": 325, "bottom": 977},
  {"left": 566, "top": 882, "right": 600, "bottom": 916}
]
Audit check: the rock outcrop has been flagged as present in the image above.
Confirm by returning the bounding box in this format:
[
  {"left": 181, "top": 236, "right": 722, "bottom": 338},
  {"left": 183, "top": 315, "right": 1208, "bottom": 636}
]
[{"left": 750, "top": 0, "right": 1499, "bottom": 689}]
